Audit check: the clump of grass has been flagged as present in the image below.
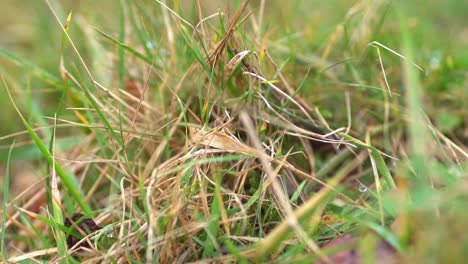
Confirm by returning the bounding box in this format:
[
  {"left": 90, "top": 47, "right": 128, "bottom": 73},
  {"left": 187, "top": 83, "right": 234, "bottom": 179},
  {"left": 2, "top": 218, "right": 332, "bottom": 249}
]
[{"left": 0, "top": 0, "right": 466, "bottom": 263}]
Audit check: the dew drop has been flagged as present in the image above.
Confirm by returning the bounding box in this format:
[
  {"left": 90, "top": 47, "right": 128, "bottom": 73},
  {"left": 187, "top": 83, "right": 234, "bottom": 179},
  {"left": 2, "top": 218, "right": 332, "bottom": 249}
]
[
  {"left": 358, "top": 183, "right": 368, "bottom": 193},
  {"left": 429, "top": 50, "right": 442, "bottom": 71},
  {"left": 146, "top": 41, "right": 154, "bottom": 49},
  {"left": 429, "top": 57, "right": 440, "bottom": 70}
]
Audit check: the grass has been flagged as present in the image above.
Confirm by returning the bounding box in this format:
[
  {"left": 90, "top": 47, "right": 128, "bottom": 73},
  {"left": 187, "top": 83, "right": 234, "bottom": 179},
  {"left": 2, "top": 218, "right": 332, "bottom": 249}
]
[{"left": 0, "top": 0, "right": 466, "bottom": 263}]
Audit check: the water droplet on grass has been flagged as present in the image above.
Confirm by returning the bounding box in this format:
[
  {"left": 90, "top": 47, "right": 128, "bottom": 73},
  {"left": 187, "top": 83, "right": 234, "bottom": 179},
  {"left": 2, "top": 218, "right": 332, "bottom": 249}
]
[
  {"left": 146, "top": 41, "right": 154, "bottom": 49},
  {"left": 358, "top": 183, "right": 368, "bottom": 193},
  {"left": 429, "top": 57, "right": 440, "bottom": 70}
]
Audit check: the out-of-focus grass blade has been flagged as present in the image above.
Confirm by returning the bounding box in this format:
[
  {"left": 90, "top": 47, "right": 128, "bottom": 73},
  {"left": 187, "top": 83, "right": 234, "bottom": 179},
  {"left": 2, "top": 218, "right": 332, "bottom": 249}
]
[
  {"left": 222, "top": 239, "right": 248, "bottom": 263},
  {"left": 92, "top": 26, "right": 156, "bottom": 67},
  {"left": 49, "top": 6, "right": 125, "bottom": 149},
  {"left": 290, "top": 180, "right": 307, "bottom": 203},
  {"left": 218, "top": 11, "right": 226, "bottom": 35},
  {"left": 18, "top": 206, "right": 53, "bottom": 248},
  {"left": 49, "top": 10, "right": 73, "bottom": 214},
  {"left": 370, "top": 149, "right": 396, "bottom": 189},
  {"left": 399, "top": 11, "right": 430, "bottom": 183},
  {"left": 3, "top": 78, "right": 91, "bottom": 214},
  {"left": 1, "top": 140, "right": 15, "bottom": 260},
  {"left": 125, "top": 0, "right": 152, "bottom": 58},
  {"left": 0, "top": 47, "right": 63, "bottom": 88},
  {"left": 118, "top": 0, "right": 126, "bottom": 90},
  {"left": 179, "top": 24, "right": 212, "bottom": 76},
  {"left": 50, "top": 114, "right": 68, "bottom": 264},
  {"left": 340, "top": 133, "right": 396, "bottom": 190},
  {"left": 346, "top": 215, "right": 404, "bottom": 253},
  {"left": 202, "top": 191, "right": 219, "bottom": 257},
  {"left": 315, "top": 149, "right": 352, "bottom": 179}
]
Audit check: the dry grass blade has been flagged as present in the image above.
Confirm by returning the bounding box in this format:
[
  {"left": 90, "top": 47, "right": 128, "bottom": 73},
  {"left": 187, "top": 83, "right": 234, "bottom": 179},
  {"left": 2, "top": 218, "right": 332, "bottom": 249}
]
[
  {"left": 2, "top": 1, "right": 465, "bottom": 263},
  {"left": 190, "top": 128, "right": 255, "bottom": 155},
  {"left": 244, "top": 71, "right": 317, "bottom": 125},
  {"left": 190, "top": 126, "right": 357, "bottom": 204},
  {"left": 366, "top": 41, "right": 425, "bottom": 73},
  {"left": 252, "top": 151, "right": 367, "bottom": 261},
  {"left": 239, "top": 111, "right": 329, "bottom": 262},
  {"left": 7, "top": 248, "right": 58, "bottom": 263},
  {"left": 224, "top": 50, "right": 250, "bottom": 81}
]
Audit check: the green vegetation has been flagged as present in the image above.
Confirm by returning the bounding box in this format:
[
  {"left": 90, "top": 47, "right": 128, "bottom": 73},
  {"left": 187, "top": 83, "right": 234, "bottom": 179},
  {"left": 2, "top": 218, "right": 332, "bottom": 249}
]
[{"left": 0, "top": 0, "right": 466, "bottom": 263}]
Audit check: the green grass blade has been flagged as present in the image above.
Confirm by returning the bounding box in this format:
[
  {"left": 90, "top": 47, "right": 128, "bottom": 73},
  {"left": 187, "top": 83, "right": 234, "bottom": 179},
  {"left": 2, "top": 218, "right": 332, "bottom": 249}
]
[
  {"left": 3, "top": 78, "right": 91, "bottom": 214},
  {"left": 370, "top": 149, "right": 396, "bottom": 190},
  {"left": 0, "top": 47, "right": 63, "bottom": 88},
  {"left": 399, "top": 11, "right": 430, "bottom": 184},
  {"left": 340, "top": 133, "right": 396, "bottom": 190},
  {"left": 92, "top": 27, "right": 156, "bottom": 67},
  {"left": 118, "top": 0, "right": 126, "bottom": 91},
  {"left": 80, "top": 81, "right": 124, "bottom": 147},
  {"left": 51, "top": 114, "right": 68, "bottom": 264},
  {"left": 0, "top": 140, "right": 15, "bottom": 260},
  {"left": 125, "top": 0, "right": 152, "bottom": 59},
  {"left": 179, "top": 24, "right": 212, "bottom": 76}
]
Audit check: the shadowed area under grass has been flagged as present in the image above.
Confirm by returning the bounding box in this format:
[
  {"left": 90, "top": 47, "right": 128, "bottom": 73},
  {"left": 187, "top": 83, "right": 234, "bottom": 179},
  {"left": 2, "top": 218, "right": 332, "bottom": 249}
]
[{"left": 0, "top": 0, "right": 466, "bottom": 263}]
